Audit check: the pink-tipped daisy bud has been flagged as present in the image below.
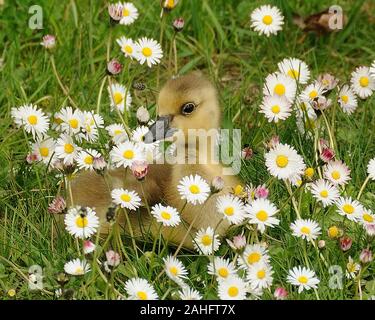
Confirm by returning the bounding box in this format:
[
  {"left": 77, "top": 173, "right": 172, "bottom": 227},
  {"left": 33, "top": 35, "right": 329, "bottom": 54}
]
[
  {"left": 211, "top": 176, "right": 225, "bottom": 193},
  {"left": 318, "top": 240, "right": 326, "bottom": 249},
  {"left": 274, "top": 287, "right": 288, "bottom": 300},
  {"left": 107, "top": 59, "right": 123, "bottom": 75},
  {"left": 340, "top": 236, "right": 352, "bottom": 251},
  {"left": 317, "top": 73, "right": 338, "bottom": 91},
  {"left": 266, "top": 135, "right": 280, "bottom": 150},
  {"left": 319, "top": 138, "right": 329, "bottom": 149},
  {"left": 365, "top": 224, "right": 375, "bottom": 236},
  {"left": 131, "top": 160, "right": 149, "bottom": 180},
  {"left": 312, "top": 96, "right": 332, "bottom": 111},
  {"left": 108, "top": 3, "right": 122, "bottom": 22},
  {"left": 254, "top": 184, "right": 269, "bottom": 199},
  {"left": 241, "top": 145, "right": 253, "bottom": 160},
  {"left": 83, "top": 240, "right": 96, "bottom": 254},
  {"left": 26, "top": 152, "right": 39, "bottom": 164},
  {"left": 105, "top": 250, "right": 121, "bottom": 267},
  {"left": 48, "top": 196, "right": 66, "bottom": 214},
  {"left": 93, "top": 156, "right": 107, "bottom": 171},
  {"left": 173, "top": 17, "right": 185, "bottom": 32},
  {"left": 226, "top": 234, "right": 246, "bottom": 251},
  {"left": 360, "top": 248, "right": 373, "bottom": 264},
  {"left": 320, "top": 147, "right": 335, "bottom": 163},
  {"left": 41, "top": 35, "right": 56, "bottom": 49},
  {"left": 136, "top": 106, "right": 150, "bottom": 124}
]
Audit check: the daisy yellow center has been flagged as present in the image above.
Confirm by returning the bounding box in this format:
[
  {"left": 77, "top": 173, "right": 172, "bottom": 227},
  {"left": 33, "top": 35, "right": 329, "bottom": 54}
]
[
  {"left": 298, "top": 276, "right": 308, "bottom": 284},
  {"left": 28, "top": 115, "right": 38, "bottom": 125},
  {"left": 218, "top": 268, "right": 229, "bottom": 278},
  {"left": 54, "top": 117, "right": 63, "bottom": 124},
  {"left": 347, "top": 263, "right": 356, "bottom": 273},
  {"left": 84, "top": 155, "right": 93, "bottom": 165},
  {"left": 39, "top": 147, "right": 49, "bottom": 157},
  {"left": 262, "top": 15, "right": 273, "bottom": 25},
  {"left": 287, "top": 69, "right": 299, "bottom": 79},
  {"left": 309, "top": 90, "right": 318, "bottom": 99},
  {"left": 122, "top": 8, "right": 129, "bottom": 17},
  {"left": 320, "top": 190, "right": 329, "bottom": 198},
  {"left": 75, "top": 266, "right": 84, "bottom": 274},
  {"left": 363, "top": 213, "right": 374, "bottom": 223},
  {"left": 142, "top": 47, "right": 153, "bottom": 57},
  {"left": 123, "top": 150, "right": 134, "bottom": 159},
  {"left": 305, "top": 167, "right": 314, "bottom": 178},
  {"left": 331, "top": 170, "right": 341, "bottom": 180},
  {"left": 247, "top": 252, "right": 261, "bottom": 264},
  {"left": 113, "top": 92, "right": 124, "bottom": 105},
  {"left": 276, "top": 155, "right": 289, "bottom": 168},
  {"left": 328, "top": 226, "right": 339, "bottom": 238},
  {"left": 341, "top": 95, "right": 349, "bottom": 103},
  {"left": 234, "top": 184, "right": 243, "bottom": 196},
  {"left": 300, "top": 226, "right": 311, "bottom": 234},
  {"left": 121, "top": 194, "right": 131, "bottom": 202},
  {"left": 257, "top": 269, "right": 266, "bottom": 279},
  {"left": 343, "top": 204, "right": 354, "bottom": 214},
  {"left": 124, "top": 45, "right": 133, "bottom": 54},
  {"left": 161, "top": 211, "right": 171, "bottom": 220},
  {"left": 227, "top": 286, "right": 239, "bottom": 297},
  {"left": 224, "top": 206, "right": 234, "bottom": 216},
  {"left": 271, "top": 105, "right": 280, "bottom": 114},
  {"left": 114, "top": 129, "right": 123, "bottom": 135},
  {"left": 359, "top": 76, "right": 369, "bottom": 87},
  {"left": 256, "top": 210, "right": 268, "bottom": 222},
  {"left": 169, "top": 266, "right": 178, "bottom": 276},
  {"left": 137, "top": 291, "right": 147, "bottom": 300},
  {"left": 201, "top": 235, "right": 212, "bottom": 246},
  {"left": 75, "top": 216, "right": 88, "bottom": 228},
  {"left": 69, "top": 119, "right": 79, "bottom": 129},
  {"left": 64, "top": 143, "right": 74, "bottom": 154},
  {"left": 274, "top": 84, "right": 286, "bottom": 96},
  {"left": 166, "top": 0, "right": 175, "bottom": 8},
  {"left": 189, "top": 185, "right": 200, "bottom": 194}
]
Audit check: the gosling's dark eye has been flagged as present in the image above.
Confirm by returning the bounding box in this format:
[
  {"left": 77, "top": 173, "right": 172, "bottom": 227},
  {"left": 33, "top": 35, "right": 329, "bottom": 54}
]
[{"left": 181, "top": 102, "right": 196, "bottom": 115}]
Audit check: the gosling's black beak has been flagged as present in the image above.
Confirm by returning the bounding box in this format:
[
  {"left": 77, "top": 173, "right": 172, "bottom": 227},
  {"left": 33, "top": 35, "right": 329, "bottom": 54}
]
[{"left": 144, "top": 115, "right": 177, "bottom": 143}]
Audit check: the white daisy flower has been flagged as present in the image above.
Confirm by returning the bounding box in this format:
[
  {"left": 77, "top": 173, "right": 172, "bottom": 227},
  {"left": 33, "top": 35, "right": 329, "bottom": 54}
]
[
  {"left": 110, "top": 141, "right": 145, "bottom": 168},
  {"left": 55, "top": 134, "right": 80, "bottom": 165},
  {"left": 290, "top": 218, "right": 321, "bottom": 240},
  {"left": 194, "top": 226, "right": 220, "bottom": 255},
  {"left": 134, "top": 37, "right": 163, "bottom": 68},
  {"left": 287, "top": 266, "right": 320, "bottom": 293},
  {"left": 367, "top": 157, "right": 375, "bottom": 180},
  {"left": 338, "top": 85, "right": 358, "bottom": 114},
  {"left": 116, "top": 36, "right": 136, "bottom": 59},
  {"left": 177, "top": 174, "right": 210, "bottom": 205},
  {"left": 250, "top": 5, "right": 284, "bottom": 37},
  {"left": 111, "top": 188, "right": 141, "bottom": 211},
  {"left": 323, "top": 160, "right": 351, "bottom": 186},
  {"left": 108, "top": 83, "right": 132, "bottom": 113},
  {"left": 245, "top": 198, "right": 280, "bottom": 233},
  {"left": 80, "top": 111, "right": 104, "bottom": 142},
  {"left": 119, "top": 2, "right": 138, "bottom": 25},
  {"left": 208, "top": 257, "right": 237, "bottom": 281},
  {"left": 309, "top": 179, "right": 340, "bottom": 207},
  {"left": 238, "top": 244, "right": 270, "bottom": 270},
  {"left": 358, "top": 208, "right": 375, "bottom": 226},
  {"left": 350, "top": 66, "right": 375, "bottom": 99},
  {"left": 300, "top": 81, "right": 326, "bottom": 103},
  {"left": 260, "top": 95, "right": 292, "bottom": 123},
  {"left": 151, "top": 203, "right": 180, "bottom": 227},
  {"left": 370, "top": 60, "right": 375, "bottom": 79},
  {"left": 218, "top": 275, "right": 248, "bottom": 300},
  {"left": 278, "top": 57, "right": 310, "bottom": 84},
  {"left": 336, "top": 197, "right": 362, "bottom": 222},
  {"left": 247, "top": 262, "right": 274, "bottom": 290},
  {"left": 263, "top": 72, "right": 297, "bottom": 102},
  {"left": 31, "top": 136, "right": 56, "bottom": 164},
  {"left": 56, "top": 106, "right": 84, "bottom": 135},
  {"left": 64, "top": 258, "right": 90, "bottom": 276},
  {"left": 64, "top": 206, "right": 99, "bottom": 239},
  {"left": 11, "top": 104, "right": 50, "bottom": 138},
  {"left": 346, "top": 256, "right": 361, "bottom": 279},
  {"left": 216, "top": 194, "right": 246, "bottom": 225},
  {"left": 178, "top": 287, "right": 202, "bottom": 300},
  {"left": 124, "top": 278, "right": 158, "bottom": 300},
  {"left": 132, "top": 126, "right": 159, "bottom": 153},
  {"left": 265, "top": 143, "right": 306, "bottom": 181},
  {"left": 76, "top": 149, "right": 102, "bottom": 171},
  {"left": 106, "top": 123, "right": 129, "bottom": 145},
  {"left": 163, "top": 255, "right": 188, "bottom": 282}
]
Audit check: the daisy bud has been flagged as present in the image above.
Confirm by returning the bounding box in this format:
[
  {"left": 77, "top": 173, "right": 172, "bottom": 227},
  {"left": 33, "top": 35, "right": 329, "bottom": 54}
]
[
  {"left": 107, "top": 59, "right": 123, "bottom": 75},
  {"left": 48, "top": 196, "right": 67, "bottom": 214},
  {"left": 274, "top": 287, "right": 288, "bottom": 300},
  {"left": 7, "top": 289, "right": 16, "bottom": 297},
  {"left": 304, "top": 167, "right": 315, "bottom": 179},
  {"left": 360, "top": 248, "right": 373, "bottom": 264},
  {"left": 41, "top": 34, "right": 56, "bottom": 49},
  {"left": 136, "top": 106, "right": 150, "bottom": 124},
  {"left": 226, "top": 234, "right": 246, "bottom": 251},
  {"left": 318, "top": 240, "right": 326, "bottom": 249},
  {"left": 266, "top": 135, "right": 280, "bottom": 150},
  {"left": 241, "top": 145, "right": 253, "bottom": 160},
  {"left": 83, "top": 240, "right": 96, "bottom": 254},
  {"left": 26, "top": 152, "right": 39, "bottom": 164},
  {"left": 254, "top": 184, "right": 269, "bottom": 199},
  {"left": 173, "top": 17, "right": 185, "bottom": 32},
  {"left": 108, "top": 3, "right": 122, "bottom": 22},
  {"left": 340, "top": 236, "right": 352, "bottom": 251},
  {"left": 327, "top": 225, "right": 340, "bottom": 239},
  {"left": 365, "top": 224, "right": 375, "bottom": 236},
  {"left": 131, "top": 160, "right": 149, "bottom": 180},
  {"left": 56, "top": 272, "right": 69, "bottom": 286},
  {"left": 312, "top": 96, "right": 332, "bottom": 111},
  {"left": 93, "top": 156, "right": 107, "bottom": 171},
  {"left": 319, "top": 138, "right": 330, "bottom": 149},
  {"left": 211, "top": 176, "right": 225, "bottom": 193},
  {"left": 317, "top": 73, "right": 338, "bottom": 91},
  {"left": 320, "top": 147, "right": 335, "bottom": 163},
  {"left": 105, "top": 250, "right": 121, "bottom": 267}
]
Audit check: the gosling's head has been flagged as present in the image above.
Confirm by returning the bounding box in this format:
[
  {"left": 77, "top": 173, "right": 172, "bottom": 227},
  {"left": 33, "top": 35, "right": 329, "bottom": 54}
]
[{"left": 144, "top": 72, "right": 221, "bottom": 143}]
